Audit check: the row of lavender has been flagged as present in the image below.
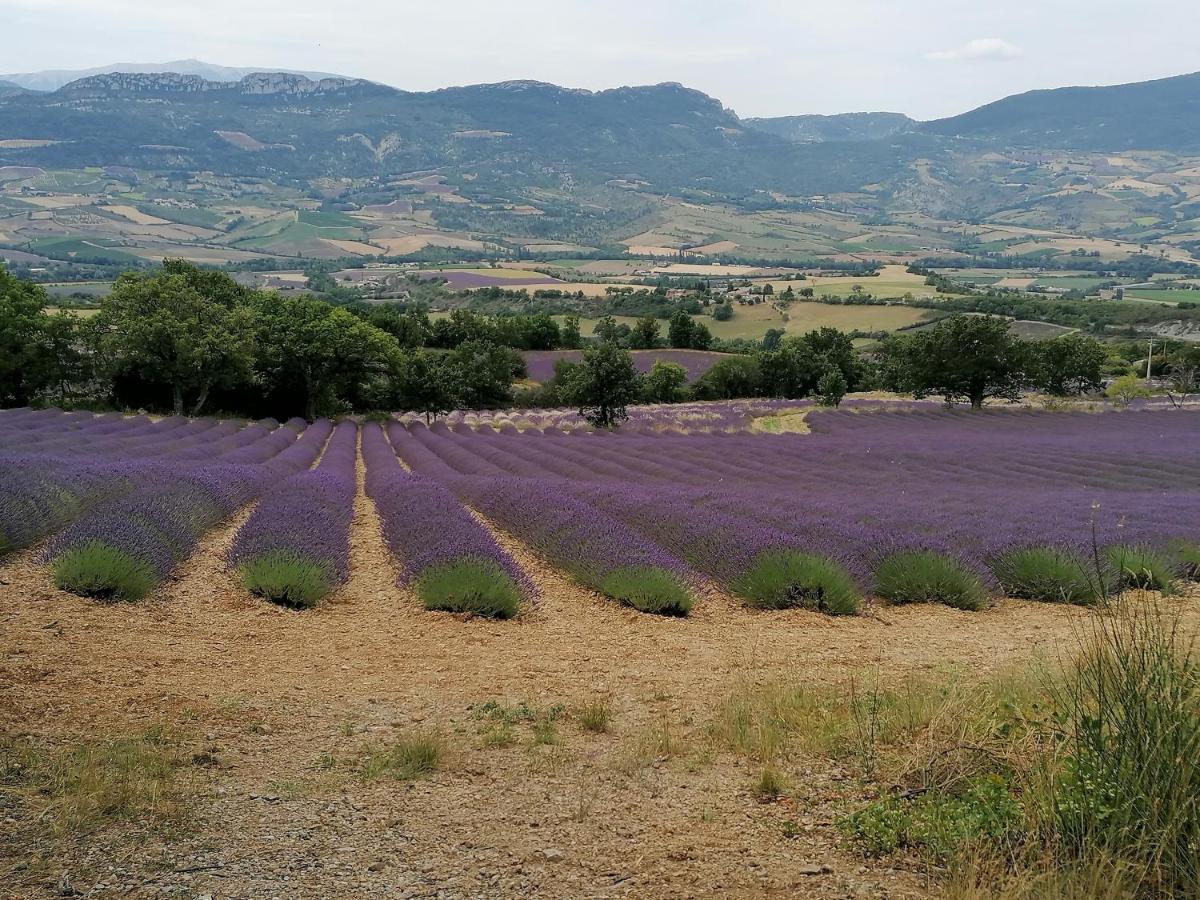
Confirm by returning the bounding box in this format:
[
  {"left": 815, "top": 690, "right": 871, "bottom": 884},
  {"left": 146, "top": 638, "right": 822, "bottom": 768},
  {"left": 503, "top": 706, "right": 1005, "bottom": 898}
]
[{"left": 392, "top": 407, "right": 1200, "bottom": 610}]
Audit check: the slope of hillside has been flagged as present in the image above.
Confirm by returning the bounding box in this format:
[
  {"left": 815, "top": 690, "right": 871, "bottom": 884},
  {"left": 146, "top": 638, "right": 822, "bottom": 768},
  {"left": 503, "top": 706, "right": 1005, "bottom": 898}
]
[{"left": 922, "top": 71, "right": 1200, "bottom": 152}]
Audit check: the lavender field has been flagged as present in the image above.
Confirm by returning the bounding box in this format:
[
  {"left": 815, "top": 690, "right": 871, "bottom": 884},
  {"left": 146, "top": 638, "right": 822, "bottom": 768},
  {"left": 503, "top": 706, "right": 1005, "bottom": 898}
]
[{"left": 1, "top": 404, "right": 1198, "bottom": 614}]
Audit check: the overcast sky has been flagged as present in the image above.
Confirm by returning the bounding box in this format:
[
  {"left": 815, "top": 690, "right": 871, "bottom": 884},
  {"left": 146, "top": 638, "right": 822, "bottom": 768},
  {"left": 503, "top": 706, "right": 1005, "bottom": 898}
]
[{"left": 3, "top": 0, "right": 1197, "bottom": 119}]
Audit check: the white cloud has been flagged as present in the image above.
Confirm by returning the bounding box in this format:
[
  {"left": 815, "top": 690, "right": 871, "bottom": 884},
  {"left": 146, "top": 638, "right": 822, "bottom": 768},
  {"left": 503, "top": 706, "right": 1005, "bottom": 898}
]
[{"left": 925, "top": 38, "right": 1025, "bottom": 62}]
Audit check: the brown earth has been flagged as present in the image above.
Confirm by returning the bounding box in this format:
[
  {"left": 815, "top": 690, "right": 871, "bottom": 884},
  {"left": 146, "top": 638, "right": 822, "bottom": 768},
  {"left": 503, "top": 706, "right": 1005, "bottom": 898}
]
[{"left": 2, "top": 470, "right": 1192, "bottom": 899}]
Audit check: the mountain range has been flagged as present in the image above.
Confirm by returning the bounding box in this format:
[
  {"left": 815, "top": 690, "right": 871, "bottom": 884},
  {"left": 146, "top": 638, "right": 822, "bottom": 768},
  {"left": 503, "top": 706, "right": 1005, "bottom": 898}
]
[{"left": 1, "top": 65, "right": 1199, "bottom": 257}]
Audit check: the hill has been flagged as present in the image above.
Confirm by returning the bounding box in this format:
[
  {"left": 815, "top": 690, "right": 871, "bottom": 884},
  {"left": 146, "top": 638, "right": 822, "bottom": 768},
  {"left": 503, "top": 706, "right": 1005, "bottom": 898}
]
[
  {"left": 921, "top": 71, "right": 1200, "bottom": 152},
  {"left": 746, "top": 112, "right": 915, "bottom": 143},
  {"left": 0, "top": 58, "right": 348, "bottom": 92}
]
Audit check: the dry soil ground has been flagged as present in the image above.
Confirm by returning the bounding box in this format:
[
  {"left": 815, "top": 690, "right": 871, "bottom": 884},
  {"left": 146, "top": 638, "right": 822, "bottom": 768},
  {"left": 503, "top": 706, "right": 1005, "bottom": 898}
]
[{"left": 2, "top": 479, "right": 1192, "bottom": 899}]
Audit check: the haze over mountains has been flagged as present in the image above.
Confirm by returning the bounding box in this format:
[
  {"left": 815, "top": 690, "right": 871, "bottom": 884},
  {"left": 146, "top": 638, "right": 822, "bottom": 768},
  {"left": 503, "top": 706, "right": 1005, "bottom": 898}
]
[{"left": 0, "top": 59, "right": 346, "bottom": 93}]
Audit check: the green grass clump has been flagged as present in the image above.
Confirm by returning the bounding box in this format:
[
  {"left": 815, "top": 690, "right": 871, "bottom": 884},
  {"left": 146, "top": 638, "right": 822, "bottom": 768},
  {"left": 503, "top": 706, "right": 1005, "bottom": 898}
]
[
  {"left": 992, "top": 547, "right": 1104, "bottom": 605},
  {"left": 359, "top": 732, "right": 444, "bottom": 781},
  {"left": 840, "top": 775, "right": 1022, "bottom": 861},
  {"left": 239, "top": 551, "right": 332, "bottom": 609},
  {"left": 52, "top": 542, "right": 157, "bottom": 602},
  {"left": 577, "top": 701, "right": 613, "bottom": 734},
  {"left": 874, "top": 551, "right": 989, "bottom": 611},
  {"left": 597, "top": 566, "right": 694, "bottom": 616},
  {"left": 1104, "top": 545, "right": 1177, "bottom": 595},
  {"left": 734, "top": 550, "right": 861, "bottom": 614},
  {"left": 416, "top": 558, "right": 522, "bottom": 619}
]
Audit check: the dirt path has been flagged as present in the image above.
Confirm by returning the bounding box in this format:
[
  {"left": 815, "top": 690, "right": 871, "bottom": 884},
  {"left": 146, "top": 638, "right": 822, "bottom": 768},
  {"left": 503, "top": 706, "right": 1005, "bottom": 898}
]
[{"left": 4, "top": 490, "right": 1197, "bottom": 897}]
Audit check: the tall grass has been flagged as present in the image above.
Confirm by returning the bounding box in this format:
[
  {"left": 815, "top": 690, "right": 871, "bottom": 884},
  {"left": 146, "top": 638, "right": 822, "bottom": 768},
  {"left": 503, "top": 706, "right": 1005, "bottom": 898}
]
[{"left": 1045, "top": 600, "right": 1200, "bottom": 896}]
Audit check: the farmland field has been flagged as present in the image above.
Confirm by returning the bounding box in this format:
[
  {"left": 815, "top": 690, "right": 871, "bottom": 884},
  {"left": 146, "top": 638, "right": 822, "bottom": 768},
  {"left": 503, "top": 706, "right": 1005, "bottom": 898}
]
[{"left": 3, "top": 404, "right": 1200, "bottom": 897}]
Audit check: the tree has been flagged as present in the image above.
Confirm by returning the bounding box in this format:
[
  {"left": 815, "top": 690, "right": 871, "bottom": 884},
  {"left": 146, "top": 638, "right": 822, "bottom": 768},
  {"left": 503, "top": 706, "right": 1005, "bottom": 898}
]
[
  {"left": 392, "top": 349, "right": 458, "bottom": 423},
  {"left": 98, "top": 264, "right": 255, "bottom": 416},
  {"left": 816, "top": 370, "right": 848, "bottom": 407},
  {"left": 641, "top": 360, "right": 688, "bottom": 404},
  {"left": 1106, "top": 373, "right": 1151, "bottom": 407},
  {"left": 761, "top": 328, "right": 785, "bottom": 351},
  {"left": 691, "top": 322, "right": 713, "bottom": 350},
  {"left": 1166, "top": 346, "right": 1200, "bottom": 408},
  {"left": 667, "top": 309, "right": 695, "bottom": 349},
  {"left": 561, "top": 341, "right": 642, "bottom": 428},
  {"left": 801, "top": 327, "right": 860, "bottom": 389},
  {"left": 0, "top": 266, "right": 53, "bottom": 406},
  {"left": 592, "top": 315, "right": 622, "bottom": 345},
  {"left": 253, "top": 293, "right": 395, "bottom": 420},
  {"left": 694, "top": 356, "right": 762, "bottom": 400},
  {"left": 560, "top": 315, "right": 583, "bottom": 350},
  {"left": 36, "top": 312, "right": 91, "bottom": 407},
  {"left": 445, "top": 340, "right": 522, "bottom": 409},
  {"left": 1030, "top": 334, "right": 1106, "bottom": 396},
  {"left": 712, "top": 301, "right": 733, "bottom": 322},
  {"left": 631, "top": 315, "right": 661, "bottom": 349},
  {"left": 758, "top": 337, "right": 820, "bottom": 399},
  {"left": 888, "top": 315, "right": 1026, "bottom": 409}
]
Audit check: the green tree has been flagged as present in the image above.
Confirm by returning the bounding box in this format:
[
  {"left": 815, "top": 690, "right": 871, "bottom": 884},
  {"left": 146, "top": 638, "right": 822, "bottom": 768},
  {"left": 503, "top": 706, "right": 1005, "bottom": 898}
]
[
  {"left": 98, "top": 264, "right": 255, "bottom": 416},
  {"left": 761, "top": 328, "right": 785, "bottom": 351},
  {"left": 393, "top": 349, "right": 458, "bottom": 423},
  {"left": 758, "top": 337, "right": 820, "bottom": 399},
  {"left": 667, "top": 309, "right": 695, "bottom": 349},
  {"left": 816, "top": 369, "right": 848, "bottom": 407},
  {"left": 712, "top": 301, "right": 733, "bottom": 322},
  {"left": 1030, "top": 334, "right": 1107, "bottom": 396},
  {"left": 887, "top": 315, "right": 1026, "bottom": 409},
  {"left": 561, "top": 341, "right": 642, "bottom": 428},
  {"left": 631, "top": 315, "right": 661, "bottom": 349},
  {"left": 560, "top": 315, "right": 583, "bottom": 349},
  {"left": 253, "top": 293, "right": 396, "bottom": 420},
  {"left": 1106, "top": 373, "right": 1151, "bottom": 407},
  {"left": 691, "top": 322, "right": 713, "bottom": 350},
  {"left": 444, "top": 340, "right": 522, "bottom": 409},
  {"left": 641, "top": 360, "right": 689, "bottom": 404},
  {"left": 36, "top": 312, "right": 91, "bottom": 407},
  {"left": 0, "top": 266, "right": 52, "bottom": 406},
  {"left": 694, "top": 356, "right": 762, "bottom": 400}
]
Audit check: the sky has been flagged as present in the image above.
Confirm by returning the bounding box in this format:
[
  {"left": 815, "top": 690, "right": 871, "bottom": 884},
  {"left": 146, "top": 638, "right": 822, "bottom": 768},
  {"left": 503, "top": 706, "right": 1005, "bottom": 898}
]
[{"left": 2, "top": 0, "right": 1198, "bottom": 120}]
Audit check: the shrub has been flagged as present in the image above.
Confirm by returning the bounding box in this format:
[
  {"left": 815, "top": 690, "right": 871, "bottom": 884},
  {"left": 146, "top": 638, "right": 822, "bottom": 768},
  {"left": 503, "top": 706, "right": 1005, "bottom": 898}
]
[
  {"left": 874, "top": 551, "right": 989, "bottom": 611},
  {"left": 577, "top": 701, "right": 613, "bottom": 734},
  {"left": 734, "top": 551, "right": 861, "bottom": 614},
  {"left": 840, "top": 775, "right": 1022, "bottom": 861},
  {"left": 360, "top": 732, "right": 444, "bottom": 781},
  {"left": 415, "top": 558, "right": 522, "bottom": 619},
  {"left": 1104, "top": 545, "right": 1177, "bottom": 594},
  {"left": 756, "top": 766, "right": 788, "bottom": 800},
  {"left": 597, "top": 566, "right": 694, "bottom": 616},
  {"left": 992, "top": 547, "right": 1104, "bottom": 605},
  {"left": 239, "top": 551, "right": 332, "bottom": 609},
  {"left": 52, "top": 541, "right": 157, "bottom": 602}
]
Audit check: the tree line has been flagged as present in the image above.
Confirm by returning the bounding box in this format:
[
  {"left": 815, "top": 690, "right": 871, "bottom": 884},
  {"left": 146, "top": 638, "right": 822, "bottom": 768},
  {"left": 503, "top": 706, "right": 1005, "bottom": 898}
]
[{"left": 4, "top": 261, "right": 1193, "bottom": 424}]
